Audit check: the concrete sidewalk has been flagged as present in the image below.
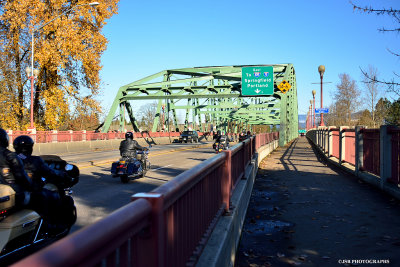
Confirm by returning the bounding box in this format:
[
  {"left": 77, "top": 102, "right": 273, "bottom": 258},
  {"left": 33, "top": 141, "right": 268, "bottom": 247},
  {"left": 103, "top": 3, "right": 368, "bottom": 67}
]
[{"left": 235, "top": 137, "right": 400, "bottom": 266}]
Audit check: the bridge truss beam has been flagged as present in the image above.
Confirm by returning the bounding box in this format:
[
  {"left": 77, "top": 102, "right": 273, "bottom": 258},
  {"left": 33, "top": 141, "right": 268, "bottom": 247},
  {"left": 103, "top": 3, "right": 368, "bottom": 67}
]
[{"left": 102, "top": 64, "right": 298, "bottom": 146}]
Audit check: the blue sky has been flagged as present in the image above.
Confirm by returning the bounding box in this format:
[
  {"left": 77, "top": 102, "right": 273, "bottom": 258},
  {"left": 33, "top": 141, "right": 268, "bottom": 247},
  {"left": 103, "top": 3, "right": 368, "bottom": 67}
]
[{"left": 99, "top": 0, "right": 400, "bottom": 119}]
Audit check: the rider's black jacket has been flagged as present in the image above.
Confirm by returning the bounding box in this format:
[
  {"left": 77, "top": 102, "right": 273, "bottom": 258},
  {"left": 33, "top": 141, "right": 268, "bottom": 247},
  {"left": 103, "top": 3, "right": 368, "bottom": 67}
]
[
  {"left": 215, "top": 135, "right": 228, "bottom": 144},
  {"left": 17, "top": 154, "right": 70, "bottom": 191},
  {"left": 0, "top": 147, "right": 33, "bottom": 206},
  {"left": 119, "top": 139, "right": 146, "bottom": 158}
]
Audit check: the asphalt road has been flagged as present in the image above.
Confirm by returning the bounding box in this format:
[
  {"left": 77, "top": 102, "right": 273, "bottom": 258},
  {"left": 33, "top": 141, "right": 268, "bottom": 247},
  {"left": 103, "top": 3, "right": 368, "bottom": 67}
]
[{"left": 65, "top": 141, "right": 216, "bottom": 233}]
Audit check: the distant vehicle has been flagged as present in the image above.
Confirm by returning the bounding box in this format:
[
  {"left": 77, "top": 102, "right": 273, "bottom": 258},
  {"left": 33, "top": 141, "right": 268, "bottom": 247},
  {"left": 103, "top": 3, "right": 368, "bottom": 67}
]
[{"left": 179, "top": 130, "right": 199, "bottom": 143}]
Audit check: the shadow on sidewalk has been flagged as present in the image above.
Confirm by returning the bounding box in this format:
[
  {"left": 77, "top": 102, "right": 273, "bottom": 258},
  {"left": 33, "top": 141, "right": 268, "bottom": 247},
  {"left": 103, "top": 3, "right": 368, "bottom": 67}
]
[{"left": 235, "top": 137, "right": 400, "bottom": 267}]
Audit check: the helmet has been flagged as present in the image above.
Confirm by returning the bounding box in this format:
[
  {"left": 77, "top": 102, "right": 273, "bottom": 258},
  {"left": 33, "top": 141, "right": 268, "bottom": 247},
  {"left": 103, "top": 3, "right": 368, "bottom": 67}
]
[
  {"left": 217, "top": 130, "right": 221, "bottom": 135},
  {"left": 0, "top": 128, "right": 9, "bottom": 148},
  {"left": 125, "top": 132, "right": 134, "bottom": 140},
  {"left": 13, "top": 135, "right": 34, "bottom": 156}
]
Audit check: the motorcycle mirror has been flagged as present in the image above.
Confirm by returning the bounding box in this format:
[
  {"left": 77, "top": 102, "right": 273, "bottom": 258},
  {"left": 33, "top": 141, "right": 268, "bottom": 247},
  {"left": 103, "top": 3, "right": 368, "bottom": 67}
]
[{"left": 65, "top": 164, "right": 73, "bottom": 171}]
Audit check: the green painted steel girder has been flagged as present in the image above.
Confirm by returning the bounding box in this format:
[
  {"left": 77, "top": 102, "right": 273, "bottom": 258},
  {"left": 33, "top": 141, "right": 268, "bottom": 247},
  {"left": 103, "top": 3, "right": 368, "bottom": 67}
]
[{"left": 102, "top": 64, "right": 298, "bottom": 146}]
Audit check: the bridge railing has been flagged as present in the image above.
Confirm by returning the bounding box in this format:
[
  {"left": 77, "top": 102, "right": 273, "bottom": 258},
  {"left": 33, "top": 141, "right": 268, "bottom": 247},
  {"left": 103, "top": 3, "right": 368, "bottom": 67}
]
[
  {"left": 360, "top": 129, "right": 380, "bottom": 176},
  {"left": 307, "top": 125, "right": 400, "bottom": 191},
  {"left": 14, "top": 132, "right": 279, "bottom": 267}
]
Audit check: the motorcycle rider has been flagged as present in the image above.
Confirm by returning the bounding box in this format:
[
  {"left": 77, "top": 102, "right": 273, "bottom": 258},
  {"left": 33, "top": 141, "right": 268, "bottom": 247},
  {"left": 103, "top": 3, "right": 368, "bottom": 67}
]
[
  {"left": 0, "top": 128, "right": 33, "bottom": 209},
  {"left": 213, "top": 130, "right": 229, "bottom": 150},
  {"left": 213, "top": 130, "right": 221, "bottom": 141},
  {"left": 119, "top": 132, "right": 148, "bottom": 167},
  {"left": 13, "top": 135, "right": 77, "bottom": 230}
]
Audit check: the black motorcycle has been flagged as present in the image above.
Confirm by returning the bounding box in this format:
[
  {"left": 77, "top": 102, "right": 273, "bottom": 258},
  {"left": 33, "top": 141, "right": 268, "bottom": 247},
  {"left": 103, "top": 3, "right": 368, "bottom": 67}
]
[
  {"left": 213, "top": 136, "right": 229, "bottom": 154},
  {"left": 111, "top": 149, "right": 151, "bottom": 183},
  {"left": 0, "top": 155, "right": 79, "bottom": 265}
]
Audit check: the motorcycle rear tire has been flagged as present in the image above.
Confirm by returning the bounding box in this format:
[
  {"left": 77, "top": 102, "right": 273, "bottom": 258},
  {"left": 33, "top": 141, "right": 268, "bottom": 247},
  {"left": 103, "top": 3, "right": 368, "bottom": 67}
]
[{"left": 120, "top": 175, "right": 129, "bottom": 183}]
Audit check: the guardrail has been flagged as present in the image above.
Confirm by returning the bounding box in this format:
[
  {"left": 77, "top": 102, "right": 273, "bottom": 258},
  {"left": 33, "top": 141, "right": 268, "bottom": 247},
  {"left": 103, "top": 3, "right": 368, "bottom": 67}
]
[
  {"left": 307, "top": 125, "right": 400, "bottom": 197},
  {"left": 13, "top": 132, "right": 279, "bottom": 267}
]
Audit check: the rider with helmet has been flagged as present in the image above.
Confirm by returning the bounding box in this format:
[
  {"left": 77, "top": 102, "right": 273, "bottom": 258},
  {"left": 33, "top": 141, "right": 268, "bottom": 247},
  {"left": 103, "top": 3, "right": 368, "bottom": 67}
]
[
  {"left": 13, "top": 135, "right": 77, "bottom": 229},
  {"left": 213, "top": 130, "right": 221, "bottom": 141},
  {"left": 213, "top": 130, "right": 229, "bottom": 150},
  {"left": 13, "top": 135, "right": 75, "bottom": 190},
  {"left": 119, "top": 132, "right": 148, "bottom": 165},
  {"left": 0, "top": 128, "right": 33, "bottom": 208}
]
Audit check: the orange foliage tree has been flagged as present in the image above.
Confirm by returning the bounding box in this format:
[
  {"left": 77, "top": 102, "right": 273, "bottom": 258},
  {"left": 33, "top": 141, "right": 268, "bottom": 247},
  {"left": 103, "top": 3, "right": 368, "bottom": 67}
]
[{"left": 0, "top": 0, "right": 119, "bottom": 130}]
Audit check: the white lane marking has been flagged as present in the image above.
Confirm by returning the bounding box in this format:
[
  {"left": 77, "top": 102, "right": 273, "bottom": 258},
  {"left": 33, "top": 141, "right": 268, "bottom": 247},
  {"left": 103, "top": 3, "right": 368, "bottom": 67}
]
[{"left": 153, "top": 164, "right": 172, "bottom": 171}]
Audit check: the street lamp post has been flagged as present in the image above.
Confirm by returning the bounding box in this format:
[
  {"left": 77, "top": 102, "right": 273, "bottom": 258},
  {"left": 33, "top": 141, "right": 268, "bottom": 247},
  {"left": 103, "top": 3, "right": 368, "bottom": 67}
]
[
  {"left": 26, "top": 2, "right": 99, "bottom": 129},
  {"left": 310, "top": 100, "right": 313, "bottom": 129},
  {"left": 312, "top": 90, "right": 316, "bottom": 128},
  {"left": 318, "top": 65, "right": 325, "bottom": 126},
  {"left": 25, "top": 67, "right": 39, "bottom": 129}
]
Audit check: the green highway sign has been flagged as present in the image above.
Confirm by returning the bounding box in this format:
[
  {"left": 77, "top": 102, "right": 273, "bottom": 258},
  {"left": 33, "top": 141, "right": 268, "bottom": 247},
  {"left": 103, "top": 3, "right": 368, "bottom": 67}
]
[{"left": 241, "top": 66, "right": 274, "bottom": 96}]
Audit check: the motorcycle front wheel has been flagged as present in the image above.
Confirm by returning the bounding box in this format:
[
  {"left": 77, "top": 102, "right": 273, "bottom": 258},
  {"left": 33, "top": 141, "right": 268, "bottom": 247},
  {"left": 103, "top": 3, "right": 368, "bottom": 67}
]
[{"left": 120, "top": 175, "right": 129, "bottom": 183}]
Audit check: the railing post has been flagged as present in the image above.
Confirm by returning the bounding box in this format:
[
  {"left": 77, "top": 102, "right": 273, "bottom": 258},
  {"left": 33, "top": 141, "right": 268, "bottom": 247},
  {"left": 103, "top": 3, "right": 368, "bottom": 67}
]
[
  {"left": 222, "top": 150, "right": 232, "bottom": 213},
  {"left": 82, "top": 130, "right": 86, "bottom": 141},
  {"left": 28, "top": 128, "right": 37, "bottom": 143},
  {"left": 355, "top": 126, "right": 364, "bottom": 177},
  {"left": 52, "top": 130, "right": 58, "bottom": 143},
  {"left": 131, "top": 192, "right": 165, "bottom": 267},
  {"left": 380, "top": 125, "right": 392, "bottom": 189},
  {"left": 323, "top": 127, "right": 328, "bottom": 153},
  {"left": 339, "top": 126, "right": 346, "bottom": 164},
  {"left": 327, "top": 127, "right": 333, "bottom": 157}
]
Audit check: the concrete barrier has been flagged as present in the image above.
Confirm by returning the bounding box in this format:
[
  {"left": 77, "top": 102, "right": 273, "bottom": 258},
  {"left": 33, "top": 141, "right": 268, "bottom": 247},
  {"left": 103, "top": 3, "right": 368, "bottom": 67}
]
[
  {"left": 23, "top": 137, "right": 177, "bottom": 155},
  {"left": 196, "top": 140, "right": 279, "bottom": 267}
]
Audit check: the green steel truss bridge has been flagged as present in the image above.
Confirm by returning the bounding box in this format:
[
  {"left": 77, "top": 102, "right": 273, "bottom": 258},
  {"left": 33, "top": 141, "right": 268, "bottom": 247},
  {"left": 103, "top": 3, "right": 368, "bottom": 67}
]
[{"left": 102, "top": 64, "right": 298, "bottom": 146}]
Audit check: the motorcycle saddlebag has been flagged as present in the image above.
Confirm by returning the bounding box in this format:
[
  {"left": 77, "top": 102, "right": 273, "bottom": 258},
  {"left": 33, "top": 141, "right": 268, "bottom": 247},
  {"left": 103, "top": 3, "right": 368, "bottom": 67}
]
[
  {"left": 111, "top": 162, "right": 118, "bottom": 174},
  {"left": 0, "top": 184, "right": 16, "bottom": 213},
  {"left": 126, "top": 161, "right": 140, "bottom": 175}
]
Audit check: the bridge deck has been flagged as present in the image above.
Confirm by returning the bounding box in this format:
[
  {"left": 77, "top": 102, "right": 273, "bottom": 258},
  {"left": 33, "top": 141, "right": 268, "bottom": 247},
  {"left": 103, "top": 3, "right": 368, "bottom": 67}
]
[{"left": 236, "top": 137, "right": 400, "bottom": 266}]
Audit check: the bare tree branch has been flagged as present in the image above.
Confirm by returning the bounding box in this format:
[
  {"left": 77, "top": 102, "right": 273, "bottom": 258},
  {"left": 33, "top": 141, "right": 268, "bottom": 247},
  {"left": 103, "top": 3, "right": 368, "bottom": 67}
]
[
  {"left": 350, "top": 1, "right": 400, "bottom": 15},
  {"left": 360, "top": 68, "right": 400, "bottom": 97},
  {"left": 387, "top": 48, "right": 400, "bottom": 57}
]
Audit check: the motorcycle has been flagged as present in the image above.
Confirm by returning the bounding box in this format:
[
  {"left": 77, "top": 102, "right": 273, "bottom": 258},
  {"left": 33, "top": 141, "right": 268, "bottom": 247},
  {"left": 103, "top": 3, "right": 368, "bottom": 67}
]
[
  {"left": 0, "top": 155, "right": 79, "bottom": 265},
  {"left": 213, "top": 136, "right": 229, "bottom": 154},
  {"left": 111, "top": 149, "right": 151, "bottom": 183}
]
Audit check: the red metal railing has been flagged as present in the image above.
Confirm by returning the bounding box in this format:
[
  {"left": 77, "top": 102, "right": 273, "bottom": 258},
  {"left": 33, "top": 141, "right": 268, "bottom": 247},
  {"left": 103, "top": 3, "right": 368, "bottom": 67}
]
[
  {"left": 13, "top": 133, "right": 279, "bottom": 267},
  {"left": 389, "top": 128, "right": 400, "bottom": 184},
  {"left": 343, "top": 129, "right": 356, "bottom": 165},
  {"left": 331, "top": 129, "right": 340, "bottom": 158},
  {"left": 12, "top": 198, "right": 152, "bottom": 267},
  {"left": 361, "top": 129, "right": 380, "bottom": 176}
]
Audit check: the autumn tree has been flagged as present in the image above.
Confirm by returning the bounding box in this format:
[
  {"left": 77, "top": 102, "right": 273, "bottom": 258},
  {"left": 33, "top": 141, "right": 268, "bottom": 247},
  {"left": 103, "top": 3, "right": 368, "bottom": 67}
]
[
  {"left": 0, "top": 0, "right": 119, "bottom": 130},
  {"left": 326, "top": 102, "right": 342, "bottom": 127},
  {"left": 357, "top": 109, "right": 373, "bottom": 127},
  {"left": 374, "top": 97, "right": 390, "bottom": 126}
]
